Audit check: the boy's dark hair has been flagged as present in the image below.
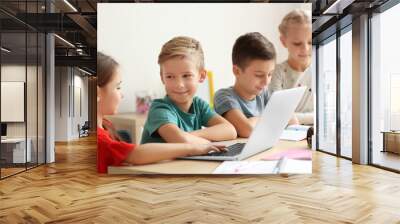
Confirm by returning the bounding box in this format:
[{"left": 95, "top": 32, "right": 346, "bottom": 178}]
[{"left": 232, "top": 32, "right": 276, "bottom": 69}]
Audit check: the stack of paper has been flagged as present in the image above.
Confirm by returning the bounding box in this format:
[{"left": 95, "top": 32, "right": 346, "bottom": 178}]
[
  {"left": 279, "top": 159, "right": 312, "bottom": 174},
  {"left": 212, "top": 159, "right": 312, "bottom": 174},
  {"left": 280, "top": 125, "right": 311, "bottom": 141},
  {"left": 212, "top": 161, "right": 278, "bottom": 174}
]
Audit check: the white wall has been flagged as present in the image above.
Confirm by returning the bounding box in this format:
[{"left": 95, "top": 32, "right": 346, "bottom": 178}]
[
  {"left": 1, "top": 66, "right": 26, "bottom": 139},
  {"left": 54, "top": 67, "right": 89, "bottom": 141},
  {"left": 1, "top": 65, "right": 33, "bottom": 137},
  {"left": 55, "top": 67, "right": 69, "bottom": 141},
  {"left": 79, "top": 75, "right": 89, "bottom": 125},
  {"left": 98, "top": 3, "right": 311, "bottom": 113},
  {"left": 1, "top": 64, "right": 46, "bottom": 163},
  {"left": 72, "top": 74, "right": 89, "bottom": 138}
]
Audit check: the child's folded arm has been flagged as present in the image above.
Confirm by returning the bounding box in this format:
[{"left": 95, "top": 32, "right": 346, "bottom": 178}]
[
  {"left": 126, "top": 143, "right": 227, "bottom": 165},
  {"left": 125, "top": 143, "right": 193, "bottom": 165},
  {"left": 190, "top": 115, "right": 237, "bottom": 141},
  {"left": 223, "top": 109, "right": 259, "bottom": 138},
  {"left": 158, "top": 123, "right": 210, "bottom": 144}
]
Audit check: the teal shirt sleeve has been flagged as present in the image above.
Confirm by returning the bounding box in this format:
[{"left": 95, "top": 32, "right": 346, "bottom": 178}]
[
  {"left": 146, "top": 107, "right": 178, "bottom": 137},
  {"left": 141, "top": 102, "right": 179, "bottom": 144},
  {"left": 196, "top": 97, "right": 216, "bottom": 126}
]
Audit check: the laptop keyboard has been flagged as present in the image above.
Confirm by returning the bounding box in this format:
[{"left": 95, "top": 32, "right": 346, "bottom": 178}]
[{"left": 207, "top": 143, "right": 245, "bottom": 157}]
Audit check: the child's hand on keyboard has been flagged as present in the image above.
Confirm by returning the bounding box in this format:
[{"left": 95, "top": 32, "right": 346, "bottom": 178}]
[{"left": 190, "top": 144, "right": 227, "bottom": 156}]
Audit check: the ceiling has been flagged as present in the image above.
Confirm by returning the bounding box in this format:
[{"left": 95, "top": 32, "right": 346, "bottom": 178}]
[{"left": 0, "top": 0, "right": 98, "bottom": 73}]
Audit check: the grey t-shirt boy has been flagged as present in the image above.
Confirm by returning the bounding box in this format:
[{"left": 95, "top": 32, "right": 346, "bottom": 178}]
[{"left": 214, "top": 87, "right": 269, "bottom": 118}]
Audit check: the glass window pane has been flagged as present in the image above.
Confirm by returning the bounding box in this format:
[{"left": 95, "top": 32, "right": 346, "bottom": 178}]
[
  {"left": 340, "top": 29, "right": 352, "bottom": 158},
  {"left": 1, "top": 31, "right": 27, "bottom": 177},
  {"left": 318, "top": 37, "right": 337, "bottom": 154},
  {"left": 371, "top": 4, "right": 400, "bottom": 171},
  {"left": 38, "top": 33, "right": 46, "bottom": 165},
  {"left": 1, "top": 1, "right": 46, "bottom": 179},
  {"left": 27, "top": 31, "right": 38, "bottom": 169}
]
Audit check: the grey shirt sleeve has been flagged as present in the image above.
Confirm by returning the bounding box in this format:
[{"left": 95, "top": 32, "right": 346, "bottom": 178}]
[
  {"left": 269, "top": 65, "right": 284, "bottom": 96},
  {"left": 214, "top": 88, "right": 241, "bottom": 116}
]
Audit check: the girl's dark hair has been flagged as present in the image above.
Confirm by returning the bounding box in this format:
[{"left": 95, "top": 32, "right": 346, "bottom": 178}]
[
  {"left": 97, "top": 52, "right": 121, "bottom": 141},
  {"left": 97, "top": 51, "right": 119, "bottom": 87}
]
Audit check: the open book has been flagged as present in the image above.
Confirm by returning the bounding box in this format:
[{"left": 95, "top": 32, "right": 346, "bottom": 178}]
[
  {"left": 280, "top": 124, "right": 311, "bottom": 141},
  {"left": 212, "top": 157, "right": 312, "bottom": 174}
]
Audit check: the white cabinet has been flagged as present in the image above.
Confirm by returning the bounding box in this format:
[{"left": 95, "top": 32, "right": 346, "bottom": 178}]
[{"left": 1, "top": 138, "right": 32, "bottom": 163}]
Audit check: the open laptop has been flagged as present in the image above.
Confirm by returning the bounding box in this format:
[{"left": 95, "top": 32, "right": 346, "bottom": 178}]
[{"left": 179, "top": 86, "right": 307, "bottom": 161}]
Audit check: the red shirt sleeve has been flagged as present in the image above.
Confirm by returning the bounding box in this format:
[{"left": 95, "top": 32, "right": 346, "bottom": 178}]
[{"left": 97, "top": 127, "right": 135, "bottom": 173}]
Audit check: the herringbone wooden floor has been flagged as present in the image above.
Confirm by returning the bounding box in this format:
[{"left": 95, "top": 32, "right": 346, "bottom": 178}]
[{"left": 1, "top": 135, "right": 400, "bottom": 224}]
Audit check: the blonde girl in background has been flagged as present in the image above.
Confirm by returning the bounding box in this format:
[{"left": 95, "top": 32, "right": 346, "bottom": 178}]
[{"left": 269, "top": 9, "right": 313, "bottom": 125}]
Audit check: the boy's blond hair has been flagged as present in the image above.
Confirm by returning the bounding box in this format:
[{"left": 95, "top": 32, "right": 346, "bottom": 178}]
[
  {"left": 279, "top": 9, "right": 311, "bottom": 36},
  {"left": 158, "top": 36, "right": 205, "bottom": 72}
]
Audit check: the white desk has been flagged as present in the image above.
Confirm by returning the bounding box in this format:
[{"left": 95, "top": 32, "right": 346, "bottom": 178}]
[
  {"left": 1, "top": 138, "right": 31, "bottom": 163},
  {"left": 108, "top": 140, "right": 310, "bottom": 175}
]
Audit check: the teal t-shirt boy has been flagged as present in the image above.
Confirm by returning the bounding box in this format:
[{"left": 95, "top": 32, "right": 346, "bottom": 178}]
[{"left": 141, "top": 96, "right": 215, "bottom": 143}]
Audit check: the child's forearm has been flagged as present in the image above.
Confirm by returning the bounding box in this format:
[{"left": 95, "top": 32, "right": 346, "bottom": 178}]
[
  {"left": 163, "top": 130, "right": 210, "bottom": 144},
  {"left": 127, "top": 143, "right": 193, "bottom": 165},
  {"left": 158, "top": 124, "right": 210, "bottom": 144},
  {"left": 191, "top": 123, "right": 237, "bottom": 141},
  {"left": 248, "top": 117, "right": 259, "bottom": 127},
  {"left": 234, "top": 117, "right": 258, "bottom": 138},
  {"left": 180, "top": 132, "right": 211, "bottom": 144}
]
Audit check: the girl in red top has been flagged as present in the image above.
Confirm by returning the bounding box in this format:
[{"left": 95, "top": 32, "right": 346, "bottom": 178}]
[{"left": 97, "top": 52, "right": 225, "bottom": 173}]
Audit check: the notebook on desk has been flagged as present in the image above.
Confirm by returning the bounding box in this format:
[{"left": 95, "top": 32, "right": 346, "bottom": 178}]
[
  {"left": 280, "top": 125, "right": 311, "bottom": 141},
  {"left": 212, "top": 157, "right": 312, "bottom": 174},
  {"left": 179, "top": 87, "right": 307, "bottom": 161}
]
